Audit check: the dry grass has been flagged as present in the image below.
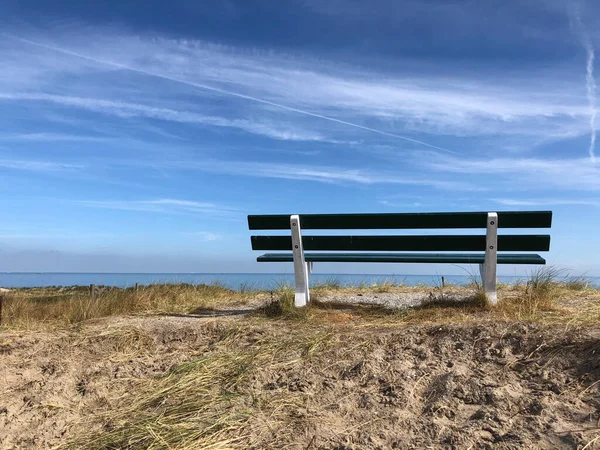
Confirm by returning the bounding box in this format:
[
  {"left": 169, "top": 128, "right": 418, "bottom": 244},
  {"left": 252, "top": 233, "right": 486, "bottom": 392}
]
[
  {"left": 59, "top": 311, "right": 600, "bottom": 449},
  {"left": 2, "top": 273, "right": 599, "bottom": 449},
  {"left": 253, "top": 266, "right": 599, "bottom": 327},
  {"left": 311, "top": 276, "right": 343, "bottom": 290},
  {"left": 0, "top": 284, "right": 252, "bottom": 330},
  {"left": 564, "top": 275, "right": 592, "bottom": 291},
  {"left": 255, "top": 289, "right": 309, "bottom": 321},
  {"left": 2, "top": 268, "right": 597, "bottom": 331},
  {"left": 65, "top": 324, "right": 335, "bottom": 450},
  {"left": 71, "top": 352, "right": 256, "bottom": 449}
]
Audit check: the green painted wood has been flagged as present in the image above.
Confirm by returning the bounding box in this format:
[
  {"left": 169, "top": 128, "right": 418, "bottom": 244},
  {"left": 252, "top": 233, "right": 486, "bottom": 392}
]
[
  {"left": 248, "top": 211, "right": 552, "bottom": 230},
  {"left": 251, "top": 235, "right": 551, "bottom": 252},
  {"left": 257, "top": 252, "right": 546, "bottom": 264}
]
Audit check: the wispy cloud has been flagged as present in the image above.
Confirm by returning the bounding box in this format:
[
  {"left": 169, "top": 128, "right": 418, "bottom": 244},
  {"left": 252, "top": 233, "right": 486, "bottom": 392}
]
[
  {"left": 0, "top": 92, "right": 338, "bottom": 143},
  {"left": 151, "top": 159, "right": 478, "bottom": 190},
  {"left": 185, "top": 231, "right": 221, "bottom": 241},
  {"left": 421, "top": 154, "right": 600, "bottom": 191},
  {"left": 78, "top": 198, "right": 238, "bottom": 217},
  {"left": 570, "top": 4, "right": 598, "bottom": 161},
  {"left": 0, "top": 159, "right": 84, "bottom": 171},
  {"left": 0, "top": 231, "right": 134, "bottom": 239},
  {"left": 585, "top": 44, "right": 597, "bottom": 162},
  {"left": 493, "top": 198, "right": 600, "bottom": 206},
  {"left": 378, "top": 200, "right": 424, "bottom": 208},
  {"left": 0, "top": 28, "right": 592, "bottom": 151},
  {"left": 0, "top": 132, "right": 109, "bottom": 142},
  {"left": 4, "top": 33, "right": 456, "bottom": 153}
]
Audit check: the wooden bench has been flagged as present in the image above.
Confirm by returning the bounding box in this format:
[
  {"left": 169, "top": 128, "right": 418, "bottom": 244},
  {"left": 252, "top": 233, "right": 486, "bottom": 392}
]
[{"left": 248, "top": 211, "right": 552, "bottom": 307}]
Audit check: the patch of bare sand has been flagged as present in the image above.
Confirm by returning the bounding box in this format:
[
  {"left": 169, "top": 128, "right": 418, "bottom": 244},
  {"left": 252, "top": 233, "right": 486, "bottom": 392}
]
[
  {"left": 324, "top": 287, "right": 471, "bottom": 308},
  {"left": 233, "top": 321, "right": 600, "bottom": 449},
  {"left": 0, "top": 314, "right": 238, "bottom": 449}
]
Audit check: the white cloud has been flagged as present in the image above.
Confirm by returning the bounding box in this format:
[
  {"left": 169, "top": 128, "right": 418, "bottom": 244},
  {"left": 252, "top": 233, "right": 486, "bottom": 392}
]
[
  {"left": 0, "top": 231, "right": 132, "bottom": 239},
  {"left": 0, "top": 28, "right": 592, "bottom": 152},
  {"left": 78, "top": 198, "right": 238, "bottom": 217},
  {"left": 492, "top": 198, "right": 600, "bottom": 207},
  {"left": 1, "top": 26, "right": 599, "bottom": 197},
  {"left": 0, "top": 92, "right": 337, "bottom": 143},
  {"left": 379, "top": 200, "right": 423, "bottom": 208},
  {"left": 0, "top": 159, "right": 84, "bottom": 171},
  {"left": 421, "top": 155, "right": 600, "bottom": 191},
  {"left": 0, "top": 132, "right": 109, "bottom": 142},
  {"left": 186, "top": 231, "right": 221, "bottom": 241},
  {"left": 154, "top": 159, "right": 478, "bottom": 190},
  {"left": 570, "top": 3, "right": 598, "bottom": 162}
]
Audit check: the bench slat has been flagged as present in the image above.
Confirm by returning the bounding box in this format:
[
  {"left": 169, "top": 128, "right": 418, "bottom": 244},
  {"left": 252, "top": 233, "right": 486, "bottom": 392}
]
[
  {"left": 248, "top": 211, "right": 552, "bottom": 230},
  {"left": 257, "top": 252, "right": 546, "bottom": 264},
  {"left": 251, "top": 235, "right": 551, "bottom": 252}
]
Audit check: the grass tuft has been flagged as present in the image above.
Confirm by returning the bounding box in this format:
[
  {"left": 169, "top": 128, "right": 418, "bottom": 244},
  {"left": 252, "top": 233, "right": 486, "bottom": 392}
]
[
  {"left": 494, "top": 266, "right": 563, "bottom": 319},
  {"left": 372, "top": 279, "right": 399, "bottom": 293},
  {"left": 255, "top": 289, "right": 309, "bottom": 320},
  {"left": 312, "top": 276, "right": 343, "bottom": 290},
  {"left": 563, "top": 275, "right": 590, "bottom": 291}
]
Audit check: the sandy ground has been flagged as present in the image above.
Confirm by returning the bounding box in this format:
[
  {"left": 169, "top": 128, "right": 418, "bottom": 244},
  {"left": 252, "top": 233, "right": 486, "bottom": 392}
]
[
  {"left": 1, "top": 292, "right": 600, "bottom": 449},
  {"left": 0, "top": 314, "right": 228, "bottom": 449},
  {"left": 325, "top": 288, "right": 461, "bottom": 307}
]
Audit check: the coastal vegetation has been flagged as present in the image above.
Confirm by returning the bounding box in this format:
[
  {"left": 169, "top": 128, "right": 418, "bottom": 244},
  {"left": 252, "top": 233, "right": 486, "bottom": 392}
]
[{"left": 1, "top": 269, "right": 599, "bottom": 448}]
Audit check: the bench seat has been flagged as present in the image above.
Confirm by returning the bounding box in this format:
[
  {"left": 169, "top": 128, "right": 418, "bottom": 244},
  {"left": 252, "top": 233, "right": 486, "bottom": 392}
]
[{"left": 257, "top": 252, "right": 546, "bottom": 265}]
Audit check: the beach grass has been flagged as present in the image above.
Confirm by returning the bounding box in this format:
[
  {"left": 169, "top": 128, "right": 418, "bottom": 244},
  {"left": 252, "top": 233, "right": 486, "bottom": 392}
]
[
  {"left": 254, "top": 267, "right": 599, "bottom": 326},
  {"left": 2, "top": 271, "right": 600, "bottom": 449},
  {"left": 0, "top": 283, "right": 253, "bottom": 330},
  {"left": 60, "top": 275, "right": 600, "bottom": 449},
  {"left": 0, "top": 268, "right": 598, "bottom": 330}
]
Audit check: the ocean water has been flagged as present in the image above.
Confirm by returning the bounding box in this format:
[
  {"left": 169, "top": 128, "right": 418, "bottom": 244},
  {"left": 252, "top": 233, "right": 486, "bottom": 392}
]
[{"left": 1, "top": 273, "right": 597, "bottom": 290}]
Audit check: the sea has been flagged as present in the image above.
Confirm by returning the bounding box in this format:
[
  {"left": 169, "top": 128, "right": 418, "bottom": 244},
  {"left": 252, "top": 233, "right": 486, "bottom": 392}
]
[{"left": 1, "top": 273, "right": 598, "bottom": 290}]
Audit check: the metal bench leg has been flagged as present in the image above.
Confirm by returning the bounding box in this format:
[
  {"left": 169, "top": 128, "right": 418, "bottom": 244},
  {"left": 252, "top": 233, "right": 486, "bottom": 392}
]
[
  {"left": 290, "top": 215, "right": 310, "bottom": 307},
  {"left": 482, "top": 212, "right": 498, "bottom": 304},
  {"left": 306, "top": 261, "right": 313, "bottom": 280}
]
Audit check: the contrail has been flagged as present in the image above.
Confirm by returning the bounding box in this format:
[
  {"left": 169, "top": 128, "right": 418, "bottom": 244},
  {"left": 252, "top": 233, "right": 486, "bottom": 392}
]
[
  {"left": 571, "top": 6, "right": 597, "bottom": 162},
  {"left": 585, "top": 41, "right": 597, "bottom": 162},
  {"left": 3, "top": 33, "right": 456, "bottom": 154}
]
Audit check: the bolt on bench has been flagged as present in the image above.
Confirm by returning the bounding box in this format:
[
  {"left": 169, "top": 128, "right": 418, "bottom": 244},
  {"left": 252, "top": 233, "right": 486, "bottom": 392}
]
[{"left": 248, "top": 211, "right": 552, "bottom": 307}]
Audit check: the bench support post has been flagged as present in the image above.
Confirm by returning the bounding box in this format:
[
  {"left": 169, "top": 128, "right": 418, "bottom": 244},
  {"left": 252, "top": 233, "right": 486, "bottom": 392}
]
[
  {"left": 480, "top": 212, "right": 498, "bottom": 304},
  {"left": 290, "top": 215, "right": 310, "bottom": 307}
]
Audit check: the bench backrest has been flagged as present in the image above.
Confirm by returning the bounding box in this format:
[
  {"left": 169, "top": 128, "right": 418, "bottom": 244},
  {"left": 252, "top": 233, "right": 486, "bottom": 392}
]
[{"left": 248, "top": 211, "right": 552, "bottom": 252}]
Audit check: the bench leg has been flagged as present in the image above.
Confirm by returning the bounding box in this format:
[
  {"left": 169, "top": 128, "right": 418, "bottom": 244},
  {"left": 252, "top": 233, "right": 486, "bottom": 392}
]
[
  {"left": 482, "top": 212, "right": 498, "bottom": 304},
  {"left": 306, "top": 261, "right": 313, "bottom": 279},
  {"left": 290, "top": 215, "right": 310, "bottom": 307}
]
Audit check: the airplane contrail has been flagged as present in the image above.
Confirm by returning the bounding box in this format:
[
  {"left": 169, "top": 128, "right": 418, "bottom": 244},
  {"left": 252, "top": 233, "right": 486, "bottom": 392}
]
[
  {"left": 585, "top": 41, "right": 597, "bottom": 162},
  {"left": 4, "top": 33, "right": 456, "bottom": 154},
  {"left": 571, "top": 6, "right": 597, "bottom": 162}
]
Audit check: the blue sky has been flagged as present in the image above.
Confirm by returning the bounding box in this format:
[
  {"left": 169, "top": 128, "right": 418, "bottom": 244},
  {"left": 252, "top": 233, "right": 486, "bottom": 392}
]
[{"left": 1, "top": 0, "right": 600, "bottom": 275}]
